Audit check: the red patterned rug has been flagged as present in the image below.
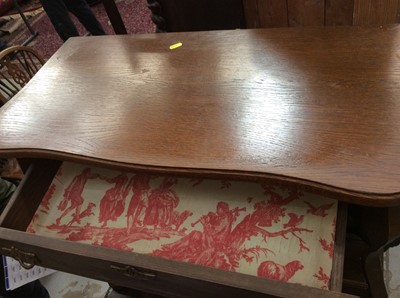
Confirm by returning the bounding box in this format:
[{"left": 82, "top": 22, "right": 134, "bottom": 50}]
[{"left": 7, "top": 0, "right": 155, "bottom": 59}]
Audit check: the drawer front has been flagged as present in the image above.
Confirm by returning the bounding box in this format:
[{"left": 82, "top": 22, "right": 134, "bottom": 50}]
[{"left": 0, "top": 230, "right": 353, "bottom": 298}]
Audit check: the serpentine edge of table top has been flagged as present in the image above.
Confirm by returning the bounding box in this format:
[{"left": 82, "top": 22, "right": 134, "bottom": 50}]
[{"left": 1, "top": 27, "right": 400, "bottom": 206}]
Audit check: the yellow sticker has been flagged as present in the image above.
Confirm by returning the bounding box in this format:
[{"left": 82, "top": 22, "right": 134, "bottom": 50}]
[{"left": 169, "top": 42, "right": 183, "bottom": 50}]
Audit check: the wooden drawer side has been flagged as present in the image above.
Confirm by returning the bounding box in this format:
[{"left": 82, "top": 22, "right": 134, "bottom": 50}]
[{"left": 0, "top": 159, "right": 61, "bottom": 230}]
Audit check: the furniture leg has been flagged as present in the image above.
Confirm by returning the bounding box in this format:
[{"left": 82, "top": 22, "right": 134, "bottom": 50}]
[
  {"left": 101, "top": 0, "right": 127, "bottom": 34},
  {"left": 12, "top": 0, "right": 39, "bottom": 45}
]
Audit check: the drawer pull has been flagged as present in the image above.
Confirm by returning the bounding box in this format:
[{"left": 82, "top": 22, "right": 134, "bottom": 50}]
[
  {"left": 2, "top": 247, "right": 37, "bottom": 269},
  {"left": 110, "top": 265, "right": 156, "bottom": 280}
]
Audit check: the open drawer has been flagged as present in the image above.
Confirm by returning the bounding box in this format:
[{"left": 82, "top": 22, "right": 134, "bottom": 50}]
[{"left": 0, "top": 159, "right": 353, "bottom": 297}]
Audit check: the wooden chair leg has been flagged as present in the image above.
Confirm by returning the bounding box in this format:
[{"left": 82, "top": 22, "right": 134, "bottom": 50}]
[{"left": 12, "top": 0, "right": 39, "bottom": 46}]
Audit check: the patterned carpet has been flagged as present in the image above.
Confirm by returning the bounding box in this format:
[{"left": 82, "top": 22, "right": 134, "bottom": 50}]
[{"left": 3, "top": 0, "right": 155, "bottom": 59}]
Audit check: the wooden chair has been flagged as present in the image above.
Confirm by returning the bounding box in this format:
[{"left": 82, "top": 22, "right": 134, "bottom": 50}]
[
  {"left": 0, "top": 45, "right": 44, "bottom": 180},
  {"left": 0, "top": 45, "right": 45, "bottom": 106}
]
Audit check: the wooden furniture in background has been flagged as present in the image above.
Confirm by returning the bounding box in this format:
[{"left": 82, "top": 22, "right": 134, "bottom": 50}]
[
  {"left": 243, "top": 0, "right": 400, "bottom": 28},
  {"left": 0, "top": 158, "right": 23, "bottom": 180},
  {"left": 0, "top": 27, "right": 399, "bottom": 297},
  {"left": 0, "top": 45, "right": 44, "bottom": 181},
  {"left": 365, "top": 236, "right": 400, "bottom": 297},
  {"left": 0, "top": 45, "right": 44, "bottom": 106},
  {"left": 341, "top": 205, "right": 400, "bottom": 296},
  {"left": 145, "top": 0, "right": 400, "bottom": 32}
]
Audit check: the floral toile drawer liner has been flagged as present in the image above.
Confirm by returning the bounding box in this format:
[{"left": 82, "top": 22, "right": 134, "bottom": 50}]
[{"left": 28, "top": 162, "right": 338, "bottom": 289}]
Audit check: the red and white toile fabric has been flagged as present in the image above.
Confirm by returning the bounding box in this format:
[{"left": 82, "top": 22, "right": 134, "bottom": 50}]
[{"left": 28, "top": 162, "right": 338, "bottom": 289}]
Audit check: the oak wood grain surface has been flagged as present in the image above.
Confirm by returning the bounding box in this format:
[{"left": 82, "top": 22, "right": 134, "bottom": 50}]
[{"left": 0, "top": 27, "right": 400, "bottom": 205}]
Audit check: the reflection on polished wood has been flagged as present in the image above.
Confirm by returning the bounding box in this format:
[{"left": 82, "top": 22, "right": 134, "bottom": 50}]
[{"left": 0, "top": 27, "right": 399, "bottom": 205}]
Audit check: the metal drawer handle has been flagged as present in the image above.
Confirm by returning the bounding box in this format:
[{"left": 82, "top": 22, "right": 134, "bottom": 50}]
[
  {"left": 110, "top": 265, "right": 156, "bottom": 280},
  {"left": 2, "top": 246, "right": 37, "bottom": 269}
]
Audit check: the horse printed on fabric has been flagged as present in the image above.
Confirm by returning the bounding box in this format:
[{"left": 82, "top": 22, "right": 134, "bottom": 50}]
[{"left": 28, "top": 162, "right": 338, "bottom": 289}]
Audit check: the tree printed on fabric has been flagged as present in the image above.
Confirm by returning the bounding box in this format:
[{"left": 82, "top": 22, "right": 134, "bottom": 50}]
[
  {"left": 153, "top": 185, "right": 314, "bottom": 271},
  {"left": 314, "top": 267, "right": 330, "bottom": 289},
  {"left": 313, "top": 217, "right": 336, "bottom": 289},
  {"left": 320, "top": 217, "right": 336, "bottom": 259},
  {"left": 153, "top": 201, "right": 246, "bottom": 270},
  {"left": 27, "top": 162, "right": 338, "bottom": 289}
]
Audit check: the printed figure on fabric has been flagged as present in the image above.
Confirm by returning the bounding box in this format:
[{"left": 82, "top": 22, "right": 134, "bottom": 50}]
[
  {"left": 143, "top": 177, "right": 179, "bottom": 229},
  {"left": 125, "top": 174, "right": 151, "bottom": 233},
  {"left": 55, "top": 168, "right": 103, "bottom": 226},
  {"left": 99, "top": 173, "right": 129, "bottom": 227}
]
